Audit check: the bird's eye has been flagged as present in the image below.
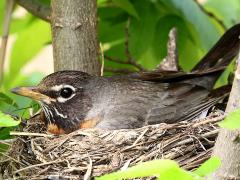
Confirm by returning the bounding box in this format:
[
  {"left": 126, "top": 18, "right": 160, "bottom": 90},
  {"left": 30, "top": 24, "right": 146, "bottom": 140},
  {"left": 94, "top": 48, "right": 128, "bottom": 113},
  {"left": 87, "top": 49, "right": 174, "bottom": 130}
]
[{"left": 60, "top": 87, "right": 73, "bottom": 98}]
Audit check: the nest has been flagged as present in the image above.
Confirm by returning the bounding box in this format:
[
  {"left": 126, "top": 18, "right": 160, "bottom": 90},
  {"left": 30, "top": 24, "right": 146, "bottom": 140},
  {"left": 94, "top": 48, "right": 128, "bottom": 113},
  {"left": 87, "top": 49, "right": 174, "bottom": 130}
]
[{"left": 0, "top": 113, "right": 224, "bottom": 180}]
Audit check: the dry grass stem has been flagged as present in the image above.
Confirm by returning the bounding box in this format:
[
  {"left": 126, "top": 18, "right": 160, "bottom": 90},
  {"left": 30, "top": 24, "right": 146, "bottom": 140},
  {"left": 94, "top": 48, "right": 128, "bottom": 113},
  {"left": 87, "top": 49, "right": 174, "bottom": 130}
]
[{"left": 0, "top": 112, "right": 224, "bottom": 179}]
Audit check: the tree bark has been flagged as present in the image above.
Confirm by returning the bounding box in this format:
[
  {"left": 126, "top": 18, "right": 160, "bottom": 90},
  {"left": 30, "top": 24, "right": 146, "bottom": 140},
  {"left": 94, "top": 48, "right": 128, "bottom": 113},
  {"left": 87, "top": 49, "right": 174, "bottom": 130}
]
[
  {"left": 212, "top": 53, "right": 240, "bottom": 179},
  {"left": 16, "top": 0, "right": 50, "bottom": 22},
  {"left": 51, "top": 0, "right": 100, "bottom": 75}
]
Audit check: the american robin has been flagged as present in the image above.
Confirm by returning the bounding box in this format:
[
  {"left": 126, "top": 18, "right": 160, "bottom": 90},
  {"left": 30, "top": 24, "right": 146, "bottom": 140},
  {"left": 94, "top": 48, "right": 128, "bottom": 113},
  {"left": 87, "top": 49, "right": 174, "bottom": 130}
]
[{"left": 12, "top": 24, "right": 240, "bottom": 134}]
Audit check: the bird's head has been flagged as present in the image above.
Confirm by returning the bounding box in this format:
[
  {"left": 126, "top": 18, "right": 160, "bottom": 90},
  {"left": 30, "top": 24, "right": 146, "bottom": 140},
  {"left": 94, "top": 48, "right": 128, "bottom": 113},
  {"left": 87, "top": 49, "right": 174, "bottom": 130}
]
[{"left": 11, "top": 71, "right": 96, "bottom": 134}]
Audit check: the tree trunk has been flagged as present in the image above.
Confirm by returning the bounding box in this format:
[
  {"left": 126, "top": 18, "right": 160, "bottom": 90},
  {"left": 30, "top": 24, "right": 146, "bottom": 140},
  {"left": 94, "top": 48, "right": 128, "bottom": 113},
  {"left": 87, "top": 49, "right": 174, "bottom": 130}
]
[
  {"left": 212, "top": 54, "right": 240, "bottom": 179},
  {"left": 51, "top": 0, "right": 100, "bottom": 75}
]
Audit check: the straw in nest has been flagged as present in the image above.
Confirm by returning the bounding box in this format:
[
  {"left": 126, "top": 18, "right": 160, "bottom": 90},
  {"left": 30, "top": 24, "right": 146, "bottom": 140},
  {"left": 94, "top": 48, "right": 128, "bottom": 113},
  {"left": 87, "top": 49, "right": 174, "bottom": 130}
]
[{"left": 0, "top": 111, "right": 224, "bottom": 180}]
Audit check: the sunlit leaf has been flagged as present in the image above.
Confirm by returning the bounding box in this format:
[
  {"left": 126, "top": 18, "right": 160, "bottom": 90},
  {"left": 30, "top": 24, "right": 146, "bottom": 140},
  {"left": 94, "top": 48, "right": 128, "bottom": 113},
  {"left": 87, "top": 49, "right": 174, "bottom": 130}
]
[
  {"left": 0, "top": 111, "right": 20, "bottom": 127},
  {"left": 160, "top": 0, "right": 222, "bottom": 50},
  {"left": 194, "top": 157, "right": 221, "bottom": 177},
  {"left": 0, "top": 92, "right": 18, "bottom": 107},
  {"left": 219, "top": 109, "right": 240, "bottom": 129},
  {"left": 96, "top": 160, "right": 194, "bottom": 180},
  {"left": 205, "top": 0, "right": 240, "bottom": 27},
  {"left": 1, "top": 72, "right": 44, "bottom": 118}
]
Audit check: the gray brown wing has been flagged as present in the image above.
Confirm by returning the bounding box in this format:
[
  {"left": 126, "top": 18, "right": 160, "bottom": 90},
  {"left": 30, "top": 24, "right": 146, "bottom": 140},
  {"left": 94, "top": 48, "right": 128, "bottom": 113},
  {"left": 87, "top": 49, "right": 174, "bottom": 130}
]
[
  {"left": 146, "top": 83, "right": 222, "bottom": 125},
  {"left": 94, "top": 80, "right": 220, "bottom": 130}
]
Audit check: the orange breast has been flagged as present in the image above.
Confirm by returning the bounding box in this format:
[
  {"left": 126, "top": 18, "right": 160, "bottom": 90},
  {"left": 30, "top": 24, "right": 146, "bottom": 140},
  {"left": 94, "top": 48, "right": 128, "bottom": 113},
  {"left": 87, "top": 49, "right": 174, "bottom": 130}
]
[
  {"left": 46, "top": 117, "right": 101, "bottom": 134},
  {"left": 47, "top": 124, "right": 65, "bottom": 134},
  {"left": 80, "top": 117, "right": 101, "bottom": 129}
]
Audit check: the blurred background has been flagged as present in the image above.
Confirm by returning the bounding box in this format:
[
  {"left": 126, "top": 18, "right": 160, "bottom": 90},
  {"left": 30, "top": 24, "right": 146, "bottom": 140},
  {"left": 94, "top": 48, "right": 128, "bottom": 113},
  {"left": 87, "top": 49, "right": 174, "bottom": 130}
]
[{"left": 0, "top": 0, "right": 239, "bottom": 140}]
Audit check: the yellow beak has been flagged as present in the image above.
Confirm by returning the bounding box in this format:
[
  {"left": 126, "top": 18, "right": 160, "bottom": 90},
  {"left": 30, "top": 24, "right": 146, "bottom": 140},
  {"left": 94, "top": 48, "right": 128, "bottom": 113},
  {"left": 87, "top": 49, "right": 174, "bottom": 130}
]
[{"left": 11, "top": 86, "right": 55, "bottom": 104}]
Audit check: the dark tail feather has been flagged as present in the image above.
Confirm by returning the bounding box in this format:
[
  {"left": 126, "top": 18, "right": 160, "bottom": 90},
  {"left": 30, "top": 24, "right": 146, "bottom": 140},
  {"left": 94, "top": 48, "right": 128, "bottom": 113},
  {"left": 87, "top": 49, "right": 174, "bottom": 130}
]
[{"left": 193, "top": 24, "right": 240, "bottom": 71}]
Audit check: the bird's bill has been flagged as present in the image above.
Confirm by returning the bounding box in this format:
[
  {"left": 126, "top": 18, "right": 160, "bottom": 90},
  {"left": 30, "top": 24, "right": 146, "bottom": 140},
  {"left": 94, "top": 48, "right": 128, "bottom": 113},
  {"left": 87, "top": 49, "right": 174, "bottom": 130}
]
[{"left": 11, "top": 86, "right": 55, "bottom": 104}]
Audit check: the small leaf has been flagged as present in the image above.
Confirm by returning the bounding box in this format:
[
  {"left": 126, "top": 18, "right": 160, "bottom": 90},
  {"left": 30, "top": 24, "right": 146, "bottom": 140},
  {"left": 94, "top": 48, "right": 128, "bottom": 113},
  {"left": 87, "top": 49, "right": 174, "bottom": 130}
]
[
  {"left": 161, "top": 0, "right": 222, "bottom": 50},
  {"left": 219, "top": 109, "right": 240, "bottom": 129},
  {"left": 194, "top": 157, "right": 221, "bottom": 177},
  {"left": 0, "top": 92, "right": 18, "bottom": 107},
  {"left": 0, "top": 127, "right": 13, "bottom": 140},
  {"left": 0, "top": 111, "right": 20, "bottom": 127},
  {"left": 96, "top": 159, "right": 194, "bottom": 180},
  {"left": 205, "top": 0, "right": 240, "bottom": 27},
  {"left": 129, "top": 0, "right": 160, "bottom": 69},
  {"left": 112, "top": 0, "right": 139, "bottom": 19}
]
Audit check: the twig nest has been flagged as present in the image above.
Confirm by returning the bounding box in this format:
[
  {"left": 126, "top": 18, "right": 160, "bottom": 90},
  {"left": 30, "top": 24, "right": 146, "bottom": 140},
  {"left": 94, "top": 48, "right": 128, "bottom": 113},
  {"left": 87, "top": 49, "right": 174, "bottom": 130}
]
[{"left": 0, "top": 114, "right": 223, "bottom": 179}]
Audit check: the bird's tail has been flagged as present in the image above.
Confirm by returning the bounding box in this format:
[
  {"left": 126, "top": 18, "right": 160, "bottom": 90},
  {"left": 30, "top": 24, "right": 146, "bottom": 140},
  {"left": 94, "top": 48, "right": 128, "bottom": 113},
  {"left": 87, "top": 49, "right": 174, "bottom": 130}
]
[{"left": 193, "top": 24, "right": 240, "bottom": 71}]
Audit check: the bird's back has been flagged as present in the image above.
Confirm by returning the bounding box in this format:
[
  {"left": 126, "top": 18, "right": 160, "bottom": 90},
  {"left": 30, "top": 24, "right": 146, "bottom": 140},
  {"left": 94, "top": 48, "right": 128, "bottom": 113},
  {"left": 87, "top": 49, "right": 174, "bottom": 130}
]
[{"left": 87, "top": 77, "right": 212, "bottom": 130}]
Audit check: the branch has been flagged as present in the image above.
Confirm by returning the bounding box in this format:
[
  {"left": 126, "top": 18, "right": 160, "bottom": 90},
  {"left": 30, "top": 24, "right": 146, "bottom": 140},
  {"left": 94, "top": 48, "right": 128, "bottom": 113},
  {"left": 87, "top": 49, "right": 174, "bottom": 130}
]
[
  {"left": 104, "top": 55, "right": 133, "bottom": 65},
  {"left": 194, "top": 0, "right": 227, "bottom": 30},
  {"left": 16, "top": 0, "right": 51, "bottom": 22},
  {"left": 0, "top": 0, "right": 15, "bottom": 85},
  {"left": 104, "top": 55, "right": 145, "bottom": 71},
  {"left": 212, "top": 49, "right": 240, "bottom": 178},
  {"left": 225, "top": 55, "right": 240, "bottom": 112}
]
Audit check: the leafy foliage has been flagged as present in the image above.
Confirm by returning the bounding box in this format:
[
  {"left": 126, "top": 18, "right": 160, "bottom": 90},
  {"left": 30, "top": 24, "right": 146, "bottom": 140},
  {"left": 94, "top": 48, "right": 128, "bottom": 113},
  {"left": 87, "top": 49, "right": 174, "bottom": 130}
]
[
  {"left": 96, "top": 160, "right": 194, "bottom": 180},
  {"left": 0, "top": 110, "right": 20, "bottom": 127},
  {"left": 9, "top": 19, "right": 51, "bottom": 76},
  {"left": 194, "top": 156, "right": 221, "bottom": 177},
  {"left": 219, "top": 109, "right": 240, "bottom": 129},
  {"left": 99, "top": 0, "right": 238, "bottom": 72},
  {"left": 97, "top": 157, "right": 221, "bottom": 180}
]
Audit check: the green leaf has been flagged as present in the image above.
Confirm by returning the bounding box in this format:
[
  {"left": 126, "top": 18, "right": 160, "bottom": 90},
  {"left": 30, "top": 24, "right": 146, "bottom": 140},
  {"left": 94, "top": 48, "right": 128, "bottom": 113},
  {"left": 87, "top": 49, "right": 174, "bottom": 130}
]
[
  {"left": 194, "top": 157, "right": 221, "bottom": 177},
  {"left": 214, "top": 61, "right": 235, "bottom": 88},
  {"left": 9, "top": 19, "right": 51, "bottom": 76},
  {"left": 161, "top": 0, "right": 222, "bottom": 50},
  {"left": 112, "top": 0, "right": 139, "bottom": 19},
  {"left": 151, "top": 15, "right": 204, "bottom": 71},
  {"left": 205, "top": 0, "right": 240, "bottom": 27},
  {"left": 96, "top": 159, "right": 194, "bottom": 180},
  {"left": 219, "top": 109, "right": 240, "bottom": 129},
  {"left": 129, "top": 0, "right": 160, "bottom": 69},
  {"left": 0, "top": 72, "right": 44, "bottom": 118},
  {"left": 0, "top": 127, "right": 13, "bottom": 140},
  {"left": 0, "top": 92, "right": 18, "bottom": 107},
  {"left": 0, "top": 111, "right": 20, "bottom": 127}
]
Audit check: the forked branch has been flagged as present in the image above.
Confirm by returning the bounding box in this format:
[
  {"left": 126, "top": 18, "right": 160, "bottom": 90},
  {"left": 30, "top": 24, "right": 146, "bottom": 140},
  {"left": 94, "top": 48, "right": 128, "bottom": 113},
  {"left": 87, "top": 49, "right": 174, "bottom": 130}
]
[{"left": 16, "top": 0, "right": 51, "bottom": 22}]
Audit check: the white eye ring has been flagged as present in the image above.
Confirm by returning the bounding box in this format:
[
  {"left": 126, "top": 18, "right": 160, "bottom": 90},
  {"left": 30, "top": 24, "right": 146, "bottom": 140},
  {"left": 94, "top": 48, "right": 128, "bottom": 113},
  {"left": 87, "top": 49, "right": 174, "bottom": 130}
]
[{"left": 51, "top": 84, "right": 76, "bottom": 103}]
